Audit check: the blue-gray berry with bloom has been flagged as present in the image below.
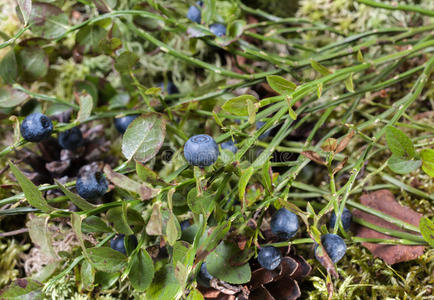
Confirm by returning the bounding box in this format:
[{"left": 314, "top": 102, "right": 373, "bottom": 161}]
[
  {"left": 330, "top": 207, "right": 352, "bottom": 232},
  {"left": 221, "top": 140, "right": 237, "bottom": 153},
  {"left": 110, "top": 234, "right": 138, "bottom": 255},
  {"left": 76, "top": 171, "right": 108, "bottom": 201},
  {"left": 58, "top": 127, "right": 83, "bottom": 150},
  {"left": 209, "top": 23, "right": 226, "bottom": 37},
  {"left": 187, "top": 1, "right": 202, "bottom": 23},
  {"left": 158, "top": 81, "right": 179, "bottom": 94},
  {"left": 20, "top": 113, "right": 53, "bottom": 142},
  {"left": 270, "top": 208, "right": 299, "bottom": 239},
  {"left": 114, "top": 114, "right": 139, "bottom": 134},
  {"left": 198, "top": 262, "right": 213, "bottom": 287},
  {"left": 258, "top": 246, "right": 281, "bottom": 270},
  {"left": 315, "top": 233, "right": 347, "bottom": 263},
  {"left": 184, "top": 134, "right": 219, "bottom": 167}
]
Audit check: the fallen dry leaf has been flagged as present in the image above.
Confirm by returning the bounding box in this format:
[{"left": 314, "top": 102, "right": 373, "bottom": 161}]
[{"left": 353, "top": 189, "right": 425, "bottom": 265}]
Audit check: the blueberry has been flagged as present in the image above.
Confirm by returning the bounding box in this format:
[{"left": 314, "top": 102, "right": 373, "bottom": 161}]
[
  {"left": 187, "top": 1, "right": 202, "bottom": 24},
  {"left": 76, "top": 171, "right": 108, "bottom": 201},
  {"left": 199, "top": 262, "right": 214, "bottom": 285},
  {"left": 20, "top": 113, "right": 53, "bottom": 142},
  {"left": 257, "top": 246, "right": 281, "bottom": 271},
  {"left": 110, "top": 234, "right": 138, "bottom": 255},
  {"left": 315, "top": 233, "right": 347, "bottom": 263},
  {"left": 158, "top": 81, "right": 179, "bottom": 95},
  {"left": 256, "top": 121, "right": 272, "bottom": 140},
  {"left": 209, "top": 23, "right": 226, "bottom": 37},
  {"left": 330, "top": 207, "right": 352, "bottom": 232},
  {"left": 184, "top": 134, "right": 219, "bottom": 167},
  {"left": 58, "top": 127, "right": 83, "bottom": 150},
  {"left": 220, "top": 140, "right": 237, "bottom": 153},
  {"left": 114, "top": 114, "right": 140, "bottom": 134},
  {"left": 180, "top": 220, "right": 191, "bottom": 231},
  {"left": 270, "top": 208, "right": 299, "bottom": 239}
]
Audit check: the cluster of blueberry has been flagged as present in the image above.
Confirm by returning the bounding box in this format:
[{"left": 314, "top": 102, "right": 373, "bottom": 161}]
[{"left": 187, "top": 1, "right": 227, "bottom": 37}]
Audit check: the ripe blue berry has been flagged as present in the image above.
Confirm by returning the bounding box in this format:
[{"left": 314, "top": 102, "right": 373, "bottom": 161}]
[
  {"left": 158, "top": 81, "right": 179, "bottom": 94},
  {"left": 58, "top": 127, "right": 83, "bottom": 150},
  {"left": 257, "top": 246, "right": 281, "bottom": 271},
  {"left": 209, "top": 23, "right": 226, "bottom": 37},
  {"left": 187, "top": 1, "right": 202, "bottom": 24},
  {"left": 199, "top": 262, "right": 214, "bottom": 286},
  {"left": 76, "top": 171, "right": 108, "bottom": 201},
  {"left": 315, "top": 234, "right": 347, "bottom": 263},
  {"left": 20, "top": 113, "right": 53, "bottom": 142},
  {"left": 270, "top": 208, "right": 299, "bottom": 239},
  {"left": 110, "top": 234, "right": 138, "bottom": 255},
  {"left": 114, "top": 114, "right": 139, "bottom": 134},
  {"left": 330, "top": 207, "right": 352, "bottom": 232},
  {"left": 184, "top": 134, "right": 219, "bottom": 167},
  {"left": 220, "top": 140, "right": 237, "bottom": 153},
  {"left": 180, "top": 220, "right": 191, "bottom": 231}
]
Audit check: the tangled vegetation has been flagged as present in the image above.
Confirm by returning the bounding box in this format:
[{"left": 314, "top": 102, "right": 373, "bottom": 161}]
[{"left": 0, "top": 0, "right": 433, "bottom": 299}]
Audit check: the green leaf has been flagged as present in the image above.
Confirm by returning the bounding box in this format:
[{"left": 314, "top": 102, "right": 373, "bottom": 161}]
[
  {"left": 387, "top": 155, "right": 421, "bottom": 174},
  {"left": 420, "top": 148, "right": 434, "bottom": 177},
  {"left": 202, "top": 0, "right": 216, "bottom": 24},
  {"left": 95, "top": 271, "right": 120, "bottom": 290},
  {"left": 82, "top": 216, "right": 112, "bottom": 233},
  {"left": 186, "top": 289, "right": 205, "bottom": 300},
  {"left": 0, "top": 278, "right": 42, "bottom": 299},
  {"left": 76, "top": 24, "right": 107, "bottom": 53},
  {"left": 187, "top": 189, "right": 214, "bottom": 216},
  {"left": 77, "top": 93, "right": 93, "bottom": 123},
  {"left": 0, "top": 50, "right": 17, "bottom": 83},
  {"left": 419, "top": 217, "right": 434, "bottom": 247},
  {"left": 0, "top": 86, "right": 29, "bottom": 108},
  {"left": 287, "top": 105, "right": 297, "bottom": 120},
  {"left": 88, "top": 247, "right": 127, "bottom": 273},
  {"left": 80, "top": 260, "right": 95, "bottom": 291},
  {"left": 357, "top": 49, "right": 364, "bottom": 62},
  {"left": 261, "top": 160, "right": 272, "bottom": 194},
  {"left": 17, "top": 0, "right": 32, "bottom": 25},
  {"left": 122, "top": 114, "right": 166, "bottom": 163},
  {"left": 166, "top": 213, "right": 181, "bottom": 246},
  {"left": 247, "top": 99, "right": 256, "bottom": 124},
  {"left": 173, "top": 241, "right": 194, "bottom": 268},
  {"left": 55, "top": 180, "right": 96, "bottom": 211},
  {"left": 222, "top": 95, "right": 257, "bottom": 116},
  {"left": 146, "top": 203, "right": 162, "bottom": 236},
  {"left": 311, "top": 59, "right": 332, "bottom": 76},
  {"left": 227, "top": 20, "right": 245, "bottom": 38},
  {"left": 99, "top": 37, "right": 122, "bottom": 55},
  {"left": 385, "top": 126, "right": 416, "bottom": 158},
  {"left": 136, "top": 162, "right": 164, "bottom": 185},
  {"left": 238, "top": 166, "right": 254, "bottom": 208},
  {"left": 9, "top": 162, "right": 54, "bottom": 213},
  {"left": 27, "top": 216, "right": 58, "bottom": 260},
  {"left": 266, "top": 75, "right": 296, "bottom": 95},
  {"left": 147, "top": 265, "right": 181, "bottom": 299},
  {"left": 205, "top": 242, "right": 251, "bottom": 284},
  {"left": 344, "top": 73, "right": 354, "bottom": 92},
  {"left": 317, "top": 82, "right": 323, "bottom": 98},
  {"left": 104, "top": 165, "right": 159, "bottom": 200},
  {"left": 107, "top": 206, "right": 134, "bottom": 235},
  {"left": 18, "top": 47, "right": 48, "bottom": 79},
  {"left": 114, "top": 51, "right": 139, "bottom": 73},
  {"left": 128, "top": 250, "right": 154, "bottom": 292},
  {"left": 29, "top": 3, "right": 69, "bottom": 39},
  {"left": 71, "top": 213, "right": 89, "bottom": 259}
]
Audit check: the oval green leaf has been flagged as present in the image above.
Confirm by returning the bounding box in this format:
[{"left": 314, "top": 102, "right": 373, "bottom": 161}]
[{"left": 122, "top": 114, "right": 166, "bottom": 163}]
